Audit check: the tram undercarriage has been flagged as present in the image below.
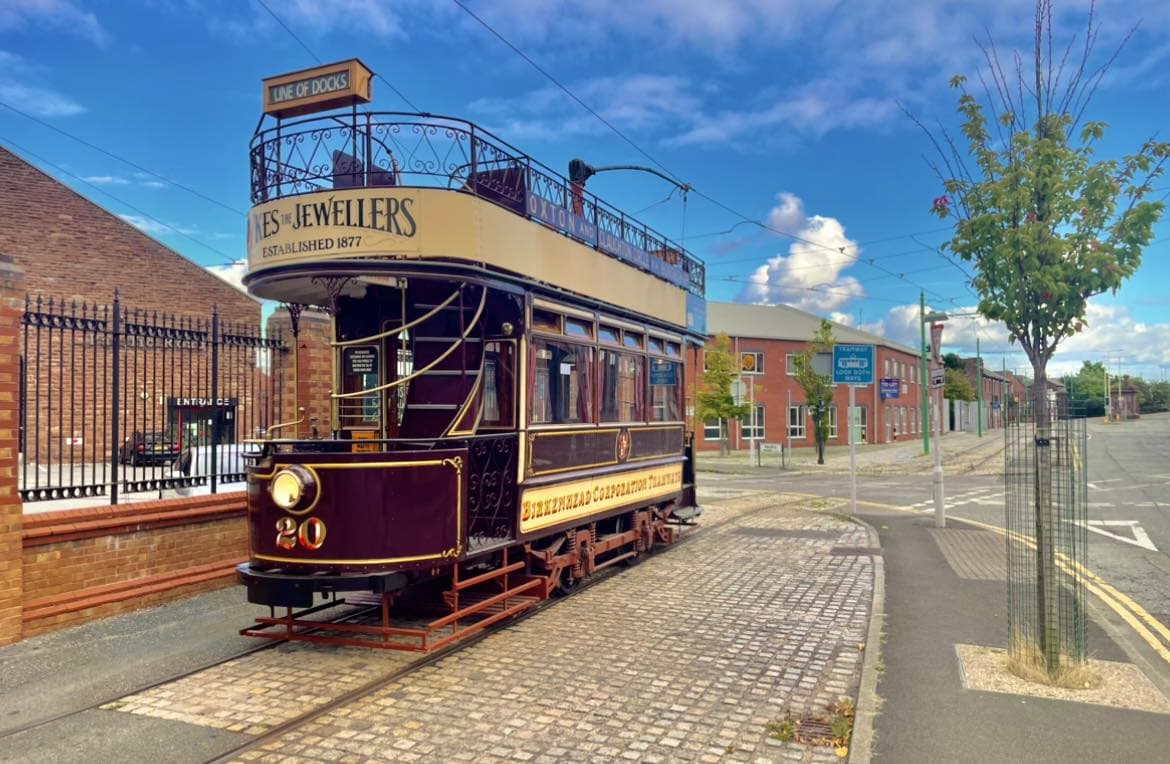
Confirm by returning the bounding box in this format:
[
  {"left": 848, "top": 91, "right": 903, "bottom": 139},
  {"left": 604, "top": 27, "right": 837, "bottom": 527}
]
[{"left": 240, "top": 503, "right": 699, "bottom": 651}]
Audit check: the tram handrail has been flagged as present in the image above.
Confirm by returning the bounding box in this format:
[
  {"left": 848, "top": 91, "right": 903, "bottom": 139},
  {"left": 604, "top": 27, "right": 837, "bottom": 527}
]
[
  {"left": 332, "top": 286, "right": 462, "bottom": 348},
  {"left": 266, "top": 407, "right": 305, "bottom": 439},
  {"left": 332, "top": 287, "right": 487, "bottom": 400}
]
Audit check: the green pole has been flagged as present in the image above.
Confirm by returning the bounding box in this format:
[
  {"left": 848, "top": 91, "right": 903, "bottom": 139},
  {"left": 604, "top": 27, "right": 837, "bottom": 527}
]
[
  {"left": 920, "top": 291, "right": 929, "bottom": 455},
  {"left": 976, "top": 336, "right": 983, "bottom": 436}
]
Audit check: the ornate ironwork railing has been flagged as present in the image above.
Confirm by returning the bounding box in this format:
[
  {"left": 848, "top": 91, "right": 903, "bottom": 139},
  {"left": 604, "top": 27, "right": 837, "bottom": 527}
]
[{"left": 249, "top": 111, "right": 705, "bottom": 296}]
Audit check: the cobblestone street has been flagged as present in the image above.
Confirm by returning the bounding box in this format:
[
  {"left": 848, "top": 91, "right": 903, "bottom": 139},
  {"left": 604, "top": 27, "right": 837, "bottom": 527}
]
[{"left": 159, "top": 492, "right": 874, "bottom": 763}]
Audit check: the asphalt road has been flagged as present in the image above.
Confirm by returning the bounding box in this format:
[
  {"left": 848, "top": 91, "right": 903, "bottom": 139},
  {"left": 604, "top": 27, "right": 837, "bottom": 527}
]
[{"left": 703, "top": 413, "right": 1170, "bottom": 691}]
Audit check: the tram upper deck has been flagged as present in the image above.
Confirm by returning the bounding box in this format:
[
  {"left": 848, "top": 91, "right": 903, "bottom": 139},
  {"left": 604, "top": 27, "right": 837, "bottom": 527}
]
[{"left": 245, "top": 109, "right": 706, "bottom": 335}]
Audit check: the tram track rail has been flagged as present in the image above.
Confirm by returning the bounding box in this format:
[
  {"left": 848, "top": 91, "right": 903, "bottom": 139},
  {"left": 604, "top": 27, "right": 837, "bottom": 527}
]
[
  {"left": 204, "top": 526, "right": 705, "bottom": 764},
  {"left": 0, "top": 602, "right": 384, "bottom": 742}
]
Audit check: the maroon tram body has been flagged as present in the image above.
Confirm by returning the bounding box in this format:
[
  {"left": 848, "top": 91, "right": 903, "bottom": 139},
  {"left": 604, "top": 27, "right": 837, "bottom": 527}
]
[{"left": 237, "top": 62, "right": 705, "bottom": 650}]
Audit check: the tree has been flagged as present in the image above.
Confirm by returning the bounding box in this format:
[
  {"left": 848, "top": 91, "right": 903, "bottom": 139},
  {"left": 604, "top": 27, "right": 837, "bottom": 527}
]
[
  {"left": 1060, "top": 360, "right": 1106, "bottom": 416},
  {"left": 919, "top": 1, "right": 1168, "bottom": 676},
  {"left": 793, "top": 320, "right": 835, "bottom": 465},
  {"left": 696, "top": 333, "right": 749, "bottom": 456},
  {"left": 943, "top": 352, "right": 965, "bottom": 371},
  {"left": 944, "top": 367, "right": 976, "bottom": 401}
]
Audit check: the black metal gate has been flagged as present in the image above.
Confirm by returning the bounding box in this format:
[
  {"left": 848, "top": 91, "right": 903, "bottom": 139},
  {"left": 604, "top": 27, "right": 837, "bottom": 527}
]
[{"left": 18, "top": 292, "right": 287, "bottom": 504}]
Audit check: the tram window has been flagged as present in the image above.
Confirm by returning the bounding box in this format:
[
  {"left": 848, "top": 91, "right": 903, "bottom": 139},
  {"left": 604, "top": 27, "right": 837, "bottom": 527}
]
[
  {"left": 532, "top": 309, "right": 562, "bottom": 334},
  {"left": 599, "top": 349, "right": 644, "bottom": 422},
  {"left": 598, "top": 326, "right": 620, "bottom": 345},
  {"left": 649, "top": 359, "right": 682, "bottom": 421},
  {"left": 564, "top": 318, "right": 594, "bottom": 339},
  {"left": 647, "top": 337, "right": 666, "bottom": 355},
  {"left": 481, "top": 341, "right": 515, "bottom": 428},
  {"left": 531, "top": 340, "right": 592, "bottom": 424},
  {"left": 623, "top": 331, "right": 644, "bottom": 350}
]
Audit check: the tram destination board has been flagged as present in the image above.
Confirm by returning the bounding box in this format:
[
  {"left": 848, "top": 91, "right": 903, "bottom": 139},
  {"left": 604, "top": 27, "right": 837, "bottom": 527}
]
[{"left": 262, "top": 59, "right": 373, "bottom": 118}]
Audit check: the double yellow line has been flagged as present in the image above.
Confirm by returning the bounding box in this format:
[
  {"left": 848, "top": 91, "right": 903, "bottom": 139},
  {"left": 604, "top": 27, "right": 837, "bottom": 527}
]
[{"left": 797, "top": 492, "right": 1170, "bottom": 665}]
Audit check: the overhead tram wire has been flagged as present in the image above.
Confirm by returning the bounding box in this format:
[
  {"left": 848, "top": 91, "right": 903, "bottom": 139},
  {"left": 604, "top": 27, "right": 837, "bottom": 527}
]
[
  {"left": 255, "top": 0, "right": 422, "bottom": 113},
  {"left": 1, "top": 136, "right": 239, "bottom": 266},
  {"left": 0, "top": 100, "right": 247, "bottom": 217},
  {"left": 451, "top": 0, "right": 955, "bottom": 305}
]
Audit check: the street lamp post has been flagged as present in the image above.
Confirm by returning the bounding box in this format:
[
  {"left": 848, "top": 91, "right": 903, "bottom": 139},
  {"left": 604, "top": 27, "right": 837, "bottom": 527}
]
[
  {"left": 924, "top": 311, "right": 949, "bottom": 527},
  {"left": 976, "top": 336, "right": 983, "bottom": 437}
]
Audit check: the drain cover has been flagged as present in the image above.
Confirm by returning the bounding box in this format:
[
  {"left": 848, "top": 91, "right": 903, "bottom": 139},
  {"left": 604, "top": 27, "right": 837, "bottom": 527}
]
[{"left": 795, "top": 718, "right": 839, "bottom": 745}]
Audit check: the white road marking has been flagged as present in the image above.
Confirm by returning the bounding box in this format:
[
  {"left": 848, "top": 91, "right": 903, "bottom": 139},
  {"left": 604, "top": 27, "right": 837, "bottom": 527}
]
[{"left": 1078, "top": 520, "right": 1159, "bottom": 552}]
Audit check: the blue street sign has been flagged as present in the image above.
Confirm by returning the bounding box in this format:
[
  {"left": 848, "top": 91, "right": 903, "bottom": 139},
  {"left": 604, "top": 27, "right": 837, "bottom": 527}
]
[
  {"left": 879, "top": 378, "right": 900, "bottom": 399},
  {"left": 832, "top": 344, "right": 875, "bottom": 385}
]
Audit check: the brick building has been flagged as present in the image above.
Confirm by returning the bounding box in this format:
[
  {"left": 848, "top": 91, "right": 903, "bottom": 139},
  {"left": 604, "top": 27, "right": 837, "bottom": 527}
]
[
  {"left": 0, "top": 145, "right": 269, "bottom": 477},
  {"left": 697, "top": 302, "right": 924, "bottom": 451},
  {"left": 960, "top": 358, "right": 1022, "bottom": 429}
]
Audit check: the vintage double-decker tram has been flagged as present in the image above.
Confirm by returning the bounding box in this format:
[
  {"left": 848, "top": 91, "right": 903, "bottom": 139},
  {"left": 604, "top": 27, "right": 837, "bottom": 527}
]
[{"left": 238, "top": 59, "right": 707, "bottom": 650}]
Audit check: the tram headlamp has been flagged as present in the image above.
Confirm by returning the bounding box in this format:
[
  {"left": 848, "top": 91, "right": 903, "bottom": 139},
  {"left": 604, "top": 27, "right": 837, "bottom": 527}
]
[{"left": 270, "top": 468, "right": 306, "bottom": 510}]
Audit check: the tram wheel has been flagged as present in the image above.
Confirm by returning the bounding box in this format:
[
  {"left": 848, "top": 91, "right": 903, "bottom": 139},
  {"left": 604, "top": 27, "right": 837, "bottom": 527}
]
[{"left": 555, "top": 565, "right": 580, "bottom": 595}]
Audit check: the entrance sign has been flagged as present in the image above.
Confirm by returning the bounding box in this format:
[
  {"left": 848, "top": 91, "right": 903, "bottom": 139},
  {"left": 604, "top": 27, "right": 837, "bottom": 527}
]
[
  {"left": 263, "top": 59, "right": 374, "bottom": 118},
  {"left": 879, "top": 378, "right": 900, "bottom": 399},
  {"left": 832, "top": 344, "right": 875, "bottom": 385}
]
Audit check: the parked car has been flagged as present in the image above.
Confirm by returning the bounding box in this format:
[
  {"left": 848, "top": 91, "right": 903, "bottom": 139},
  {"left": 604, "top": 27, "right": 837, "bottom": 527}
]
[
  {"left": 170, "top": 443, "right": 253, "bottom": 496},
  {"left": 119, "top": 432, "right": 180, "bottom": 466}
]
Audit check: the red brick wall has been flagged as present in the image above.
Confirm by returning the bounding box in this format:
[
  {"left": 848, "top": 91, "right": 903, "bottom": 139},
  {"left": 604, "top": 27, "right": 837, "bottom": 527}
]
[
  {"left": 695, "top": 336, "right": 924, "bottom": 451},
  {"left": 0, "top": 258, "right": 24, "bottom": 645},
  {"left": 268, "top": 307, "right": 334, "bottom": 437},
  {"left": 20, "top": 493, "right": 247, "bottom": 637},
  {"left": 0, "top": 146, "right": 258, "bottom": 326}
]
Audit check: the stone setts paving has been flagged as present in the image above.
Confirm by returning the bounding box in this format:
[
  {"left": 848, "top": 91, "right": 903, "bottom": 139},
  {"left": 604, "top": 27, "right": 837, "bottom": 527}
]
[{"left": 197, "top": 493, "right": 875, "bottom": 763}]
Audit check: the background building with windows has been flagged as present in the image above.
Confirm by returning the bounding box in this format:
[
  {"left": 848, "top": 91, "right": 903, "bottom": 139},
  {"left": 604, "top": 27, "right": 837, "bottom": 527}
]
[{"left": 696, "top": 302, "right": 924, "bottom": 451}]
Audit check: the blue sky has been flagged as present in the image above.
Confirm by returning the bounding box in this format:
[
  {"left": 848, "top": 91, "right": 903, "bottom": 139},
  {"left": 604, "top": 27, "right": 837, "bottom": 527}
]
[{"left": 1, "top": 0, "right": 1168, "bottom": 379}]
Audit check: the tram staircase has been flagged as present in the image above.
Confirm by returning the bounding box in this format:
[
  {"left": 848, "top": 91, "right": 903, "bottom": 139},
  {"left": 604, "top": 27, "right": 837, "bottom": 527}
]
[{"left": 399, "top": 281, "right": 486, "bottom": 439}]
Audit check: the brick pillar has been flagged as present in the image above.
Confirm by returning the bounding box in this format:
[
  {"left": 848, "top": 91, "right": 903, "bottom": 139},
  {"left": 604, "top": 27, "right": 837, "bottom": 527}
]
[
  {"left": 266, "top": 307, "right": 333, "bottom": 438},
  {"left": 0, "top": 256, "right": 24, "bottom": 645}
]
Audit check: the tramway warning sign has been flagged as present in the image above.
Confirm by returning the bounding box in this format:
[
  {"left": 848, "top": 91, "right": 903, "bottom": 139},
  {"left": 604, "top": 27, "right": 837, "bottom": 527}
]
[{"left": 832, "top": 344, "right": 875, "bottom": 385}]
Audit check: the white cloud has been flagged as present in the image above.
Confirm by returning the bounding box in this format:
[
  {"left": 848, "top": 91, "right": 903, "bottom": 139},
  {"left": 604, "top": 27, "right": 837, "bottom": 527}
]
[
  {"left": 117, "top": 214, "right": 197, "bottom": 237},
  {"left": 82, "top": 175, "right": 131, "bottom": 185},
  {"left": 859, "top": 300, "right": 1170, "bottom": 379},
  {"left": 82, "top": 173, "right": 167, "bottom": 189},
  {"left": 206, "top": 259, "right": 248, "bottom": 294},
  {"left": 0, "top": 0, "right": 106, "bottom": 45},
  {"left": 470, "top": 74, "right": 700, "bottom": 141},
  {"left": 0, "top": 50, "right": 84, "bottom": 117},
  {"left": 206, "top": 0, "right": 407, "bottom": 42},
  {"left": 766, "top": 192, "right": 805, "bottom": 232},
  {"left": 737, "top": 193, "right": 865, "bottom": 312}
]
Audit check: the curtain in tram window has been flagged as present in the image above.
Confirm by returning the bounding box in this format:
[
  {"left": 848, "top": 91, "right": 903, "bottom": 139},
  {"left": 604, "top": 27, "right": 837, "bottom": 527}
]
[
  {"left": 579, "top": 347, "right": 593, "bottom": 423},
  {"left": 527, "top": 340, "right": 537, "bottom": 423}
]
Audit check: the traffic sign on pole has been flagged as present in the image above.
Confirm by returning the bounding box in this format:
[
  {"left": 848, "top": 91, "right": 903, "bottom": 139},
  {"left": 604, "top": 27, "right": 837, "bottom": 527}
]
[{"left": 832, "top": 344, "right": 875, "bottom": 385}]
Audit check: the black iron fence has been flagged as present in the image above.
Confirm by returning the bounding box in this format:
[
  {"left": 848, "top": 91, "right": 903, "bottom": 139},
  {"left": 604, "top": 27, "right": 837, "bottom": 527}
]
[{"left": 19, "top": 293, "right": 287, "bottom": 505}]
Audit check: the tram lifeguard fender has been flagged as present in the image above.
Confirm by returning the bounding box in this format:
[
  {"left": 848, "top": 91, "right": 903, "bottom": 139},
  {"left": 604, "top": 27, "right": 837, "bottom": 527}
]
[{"left": 245, "top": 187, "right": 688, "bottom": 329}]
